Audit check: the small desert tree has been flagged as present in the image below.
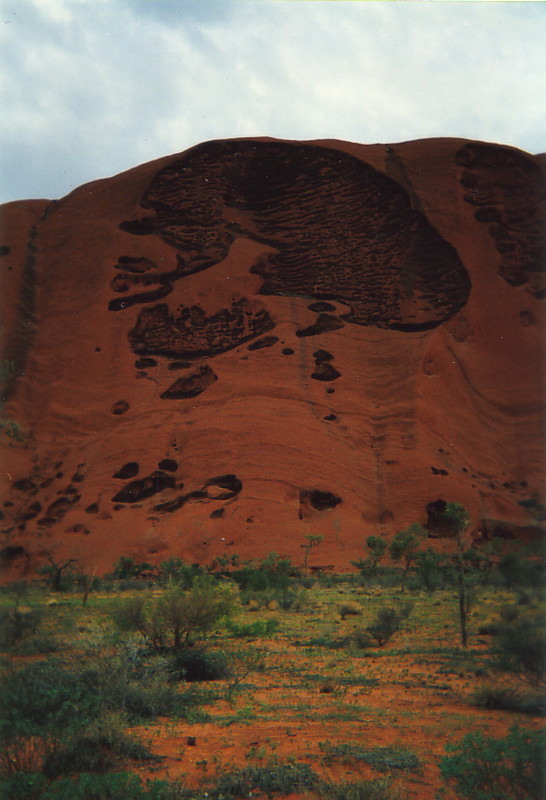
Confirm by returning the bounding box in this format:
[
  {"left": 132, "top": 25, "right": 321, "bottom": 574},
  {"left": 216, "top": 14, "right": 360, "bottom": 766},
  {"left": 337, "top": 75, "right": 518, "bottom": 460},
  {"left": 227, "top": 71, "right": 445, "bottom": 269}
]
[
  {"left": 389, "top": 523, "right": 426, "bottom": 571},
  {"left": 112, "top": 578, "right": 237, "bottom": 650},
  {"left": 301, "top": 535, "right": 323, "bottom": 577},
  {"left": 39, "top": 552, "right": 78, "bottom": 592},
  {"left": 352, "top": 535, "right": 387, "bottom": 577},
  {"left": 440, "top": 502, "right": 472, "bottom": 646},
  {"left": 414, "top": 548, "right": 447, "bottom": 593}
]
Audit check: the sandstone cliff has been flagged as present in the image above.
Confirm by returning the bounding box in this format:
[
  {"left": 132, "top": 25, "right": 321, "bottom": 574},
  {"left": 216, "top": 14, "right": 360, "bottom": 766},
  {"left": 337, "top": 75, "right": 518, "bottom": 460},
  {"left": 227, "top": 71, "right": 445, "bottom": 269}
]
[{"left": 1, "top": 137, "right": 544, "bottom": 577}]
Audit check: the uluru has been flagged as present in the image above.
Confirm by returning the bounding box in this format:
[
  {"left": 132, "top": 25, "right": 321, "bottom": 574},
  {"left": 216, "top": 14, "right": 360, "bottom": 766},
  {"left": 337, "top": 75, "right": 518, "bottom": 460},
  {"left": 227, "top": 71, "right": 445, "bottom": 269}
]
[{"left": 1, "top": 136, "right": 544, "bottom": 579}]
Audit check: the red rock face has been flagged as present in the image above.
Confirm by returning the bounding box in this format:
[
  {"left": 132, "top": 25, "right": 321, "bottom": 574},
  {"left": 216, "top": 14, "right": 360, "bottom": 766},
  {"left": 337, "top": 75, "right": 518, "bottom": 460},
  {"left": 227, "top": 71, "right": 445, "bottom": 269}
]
[{"left": 1, "top": 137, "right": 544, "bottom": 577}]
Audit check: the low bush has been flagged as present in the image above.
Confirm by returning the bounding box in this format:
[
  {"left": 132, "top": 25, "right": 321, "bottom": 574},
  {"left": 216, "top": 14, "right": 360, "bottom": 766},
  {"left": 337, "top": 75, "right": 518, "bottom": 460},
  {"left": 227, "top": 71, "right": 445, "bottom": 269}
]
[
  {"left": 225, "top": 618, "right": 279, "bottom": 638},
  {"left": 0, "top": 607, "right": 45, "bottom": 651},
  {"left": 320, "top": 742, "right": 420, "bottom": 772},
  {"left": 338, "top": 602, "right": 362, "bottom": 620},
  {"left": 210, "top": 762, "right": 320, "bottom": 797},
  {"left": 41, "top": 713, "right": 156, "bottom": 777},
  {"left": 471, "top": 685, "right": 545, "bottom": 716},
  {"left": 0, "top": 771, "right": 189, "bottom": 800},
  {"left": 111, "top": 579, "right": 237, "bottom": 650},
  {"left": 365, "top": 604, "right": 412, "bottom": 647},
  {"left": 322, "top": 777, "right": 396, "bottom": 800},
  {"left": 231, "top": 553, "right": 297, "bottom": 593},
  {"left": 440, "top": 725, "right": 546, "bottom": 799},
  {"left": 168, "top": 648, "right": 229, "bottom": 682},
  {"left": 491, "top": 607, "right": 546, "bottom": 686}
]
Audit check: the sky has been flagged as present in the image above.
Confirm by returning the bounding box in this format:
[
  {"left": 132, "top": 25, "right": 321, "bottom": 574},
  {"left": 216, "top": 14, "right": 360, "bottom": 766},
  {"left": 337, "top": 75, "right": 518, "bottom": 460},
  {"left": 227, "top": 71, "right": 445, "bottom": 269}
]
[{"left": 0, "top": 0, "right": 544, "bottom": 203}]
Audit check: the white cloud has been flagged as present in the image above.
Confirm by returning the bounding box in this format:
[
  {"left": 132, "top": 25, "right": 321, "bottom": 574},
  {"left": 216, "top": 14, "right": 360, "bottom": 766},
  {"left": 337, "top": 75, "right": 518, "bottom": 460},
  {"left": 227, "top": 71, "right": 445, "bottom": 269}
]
[{"left": 0, "top": 0, "right": 544, "bottom": 202}]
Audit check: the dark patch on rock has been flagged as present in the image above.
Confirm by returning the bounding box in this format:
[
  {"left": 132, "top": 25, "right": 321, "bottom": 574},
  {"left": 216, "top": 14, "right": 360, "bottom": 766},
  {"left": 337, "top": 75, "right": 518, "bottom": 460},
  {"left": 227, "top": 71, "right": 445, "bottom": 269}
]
[
  {"left": 313, "top": 349, "right": 333, "bottom": 363},
  {"left": 324, "top": 414, "right": 337, "bottom": 421},
  {"left": 168, "top": 361, "right": 191, "bottom": 370},
  {"left": 153, "top": 490, "right": 205, "bottom": 514},
  {"left": 46, "top": 495, "right": 80, "bottom": 519},
  {"left": 431, "top": 467, "right": 449, "bottom": 476},
  {"left": 0, "top": 544, "right": 28, "bottom": 563},
  {"left": 112, "top": 471, "right": 175, "bottom": 503},
  {"left": 300, "top": 489, "right": 342, "bottom": 511},
  {"left": 455, "top": 143, "right": 545, "bottom": 289},
  {"left": 113, "top": 462, "right": 140, "bottom": 480},
  {"left": 37, "top": 518, "right": 57, "bottom": 529},
  {"left": 116, "top": 255, "right": 156, "bottom": 273},
  {"left": 296, "top": 314, "right": 344, "bottom": 338},
  {"left": 12, "top": 479, "right": 38, "bottom": 493},
  {"left": 308, "top": 301, "right": 336, "bottom": 312},
  {"left": 160, "top": 366, "right": 217, "bottom": 399},
  {"left": 0, "top": 246, "right": 11, "bottom": 257},
  {"left": 119, "top": 218, "right": 156, "bottom": 235},
  {"left": 478, "top": 518, "right": 546, "bottom": 543},
  {"left": 158, "top": 458, "right": 178, "bottom": 472},
  {"left": 130, "top": 299, "right": 275, "bottom": 360},
  {"left": 71, "top": 471, "right": 86, "bottom": 483},
  {"left": 519, "top": 310, "right": 535, "bottom": 326},
  {"left": 311, "top": 363, "right": 341, "bottom": 382},
  {"left": 85, "top": 503, "right": 99, "bottom": 514},
  {"left": 425, "top": 499, "right": 454, "bottom": 537},
  {"left": 23, "top": 502, "right": 42, "bottom": 520},
  {"left": 204, "top": 474, "right": 243, "bottom": 500},
  {"left": 281, "top": 348, "right": 295, "bottom": 355},
  {"left": 210, "top": 508, "right": 225, "bottom": 519},
  {"left": 247, "top": 335, "right": 279, "bottom": 351},
  {"left": 111, "top": 400, "right": 129, "bottom": 415},
  {"left": 135, "top": 358, "right": 158, "bottom": 369},
  {"left": 65, "top": 524, "right": 90, "bottom": 535}
]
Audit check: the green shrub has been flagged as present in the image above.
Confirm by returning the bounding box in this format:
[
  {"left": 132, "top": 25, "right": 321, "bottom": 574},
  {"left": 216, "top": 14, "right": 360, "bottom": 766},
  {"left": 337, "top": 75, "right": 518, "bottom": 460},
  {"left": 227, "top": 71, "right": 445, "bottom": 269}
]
[
  {"left": 0, "top": 771, "right": 47, "bottom": 800},
  {"left": 0, "top": 660, "right": 100, "bottom": 738},
  {"left": 158, "top": 557, "right": 205, "bottom": 588},
  {"left": 240, "top": 586, "right": 305, "bottom": 611},
  {"left": 322, "top": 776, "right": 395, "bottom": 800},
  {"left": 38, "top": 771, "right": 186, "bottom": 799},
  {"left": 225, "top": 618, "right": 279, "bottom": 638},
  {"left": 110, "top": 556, "right": 154, "bottom": 580},
  {"left": 41, "top": 713, "right": 156, "bottom": 777},
  {"left": 338, "top": 602, "right": 362, "bottom": 620},
  {"left": 112, "top": 579, "right": 237, "bottom": 650},
  {"left": 492, "top": 608, "right": 546, "bottom": 686},
  {"left": 365, "top": 604, "right": 412, "bottom": 647},
  {"left": 471, "top": 685, "right": 544, "bottom": 715},
  {"left": 320, "top": 742, "right": 420, "bottom": 772},
  {"left": 168, "top": 648, "right": 229, "bottom": 682},
  {"left": 211, "top": 762, "right": 320, "bottom": 797},
  {"left": 440, "top": 726, "right": 546, "bottom": 799},
  {"left": 0, "top": 607, "right": 45, "bottom": 651},
  {"left": 231, "top": 553, "right": 296, "bottom": 593}
]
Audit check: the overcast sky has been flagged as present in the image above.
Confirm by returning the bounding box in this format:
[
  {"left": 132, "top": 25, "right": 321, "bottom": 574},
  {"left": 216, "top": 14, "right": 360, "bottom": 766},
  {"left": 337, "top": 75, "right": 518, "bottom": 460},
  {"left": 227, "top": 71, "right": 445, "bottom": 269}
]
[{"left": 0, "top": 0, "right": 544, "bottom": 203}]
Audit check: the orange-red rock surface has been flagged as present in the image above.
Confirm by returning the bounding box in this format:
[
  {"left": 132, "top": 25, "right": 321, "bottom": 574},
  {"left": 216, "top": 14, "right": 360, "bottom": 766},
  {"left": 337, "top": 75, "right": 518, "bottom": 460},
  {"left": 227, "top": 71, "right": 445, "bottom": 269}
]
[{"left": 1, "top": 137, "right": 544, "bottom": 578}]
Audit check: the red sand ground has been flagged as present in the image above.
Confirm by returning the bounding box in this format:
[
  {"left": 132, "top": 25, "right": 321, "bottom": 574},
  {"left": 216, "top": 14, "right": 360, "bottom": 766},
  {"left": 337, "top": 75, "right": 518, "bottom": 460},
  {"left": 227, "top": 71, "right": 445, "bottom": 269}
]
[{"left": 1, "top": 137, "right": 544, "bottom": 579}]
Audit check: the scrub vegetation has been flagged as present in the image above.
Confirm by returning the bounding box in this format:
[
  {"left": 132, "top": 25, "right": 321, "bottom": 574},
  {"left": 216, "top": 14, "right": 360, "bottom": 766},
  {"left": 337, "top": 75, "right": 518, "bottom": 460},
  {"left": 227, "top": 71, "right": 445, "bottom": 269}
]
[{"left": 0, "top": 526, "right": 544, "bottom": 800}]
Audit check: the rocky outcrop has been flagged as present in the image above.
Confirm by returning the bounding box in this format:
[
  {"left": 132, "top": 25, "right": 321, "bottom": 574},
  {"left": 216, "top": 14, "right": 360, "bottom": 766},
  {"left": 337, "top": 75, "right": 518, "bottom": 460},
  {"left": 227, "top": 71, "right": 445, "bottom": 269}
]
[{"left": 0, "top": 136, "right": 544, "bottom": 577}]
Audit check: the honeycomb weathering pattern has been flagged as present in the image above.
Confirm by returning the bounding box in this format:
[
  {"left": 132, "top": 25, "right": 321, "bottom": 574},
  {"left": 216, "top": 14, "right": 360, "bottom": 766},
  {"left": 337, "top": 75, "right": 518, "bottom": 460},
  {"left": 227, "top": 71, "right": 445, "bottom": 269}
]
[
  {"left": 455, "top": 142, "right": 546, "bottom": 293},
  {"left": 139, "top": 139, "right": 471, "bottom": 333}
]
